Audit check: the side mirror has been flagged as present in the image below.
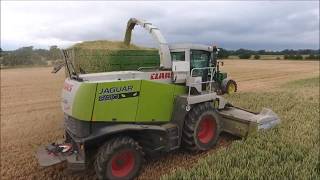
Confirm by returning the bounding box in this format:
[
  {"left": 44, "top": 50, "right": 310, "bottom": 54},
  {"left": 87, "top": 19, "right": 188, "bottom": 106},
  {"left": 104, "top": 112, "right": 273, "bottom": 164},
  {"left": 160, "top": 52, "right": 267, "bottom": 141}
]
[{"left": 216, "top": 48, "right": 220, "bottom": 54}]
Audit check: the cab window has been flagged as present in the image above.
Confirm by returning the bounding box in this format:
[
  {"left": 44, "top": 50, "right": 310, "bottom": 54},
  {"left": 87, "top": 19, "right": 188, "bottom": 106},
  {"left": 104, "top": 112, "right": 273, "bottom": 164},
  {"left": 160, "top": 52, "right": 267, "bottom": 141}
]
[
  {"left": 190, "top": 50, "right": 210, "bottom": 76},
  {"left": 171, "top": 52, "right": 185, "bottom": 61}
]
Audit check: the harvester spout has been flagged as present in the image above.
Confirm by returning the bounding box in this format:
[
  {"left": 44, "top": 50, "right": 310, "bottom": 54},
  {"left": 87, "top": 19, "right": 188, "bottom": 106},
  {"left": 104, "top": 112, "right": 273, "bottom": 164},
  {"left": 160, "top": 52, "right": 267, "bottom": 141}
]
[{"left": 124, "top": 18, "right": 172, "bottom": 69}]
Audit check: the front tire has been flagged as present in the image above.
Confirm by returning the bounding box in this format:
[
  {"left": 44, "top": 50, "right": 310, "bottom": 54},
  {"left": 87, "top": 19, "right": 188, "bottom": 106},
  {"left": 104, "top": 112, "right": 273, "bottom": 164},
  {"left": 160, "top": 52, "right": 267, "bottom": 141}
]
[
  {"left": 182, "top": 102, "right": 221, "bottom": 151},
  {"left": 94, "top": 136, "right": 144, "bottom": 180}
]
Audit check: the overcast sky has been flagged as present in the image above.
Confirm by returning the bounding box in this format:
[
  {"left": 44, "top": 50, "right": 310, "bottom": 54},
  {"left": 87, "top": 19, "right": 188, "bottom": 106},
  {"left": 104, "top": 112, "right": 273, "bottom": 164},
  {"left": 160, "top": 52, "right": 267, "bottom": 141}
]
[{"left": 1, "top": 1, "right": 319, "bottom": 50}]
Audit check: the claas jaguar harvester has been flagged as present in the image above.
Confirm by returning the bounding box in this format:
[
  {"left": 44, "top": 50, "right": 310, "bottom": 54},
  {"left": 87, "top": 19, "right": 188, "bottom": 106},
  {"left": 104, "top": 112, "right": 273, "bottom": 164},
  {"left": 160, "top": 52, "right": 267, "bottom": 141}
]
[{"left": 36, "top": 18, "right": 280, "bottom": 180}]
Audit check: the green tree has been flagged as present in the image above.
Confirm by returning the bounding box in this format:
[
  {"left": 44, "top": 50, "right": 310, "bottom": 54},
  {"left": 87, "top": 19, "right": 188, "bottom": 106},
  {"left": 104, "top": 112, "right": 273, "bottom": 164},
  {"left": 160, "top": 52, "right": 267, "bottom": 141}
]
[
  {"left": 305, "top": 54, "right": 319, "bottom": 60},
  {"left": 254, "top": 54, "right": 260, "bottom": 59},
  {"left": 295, "top": 55, "right": 303, "bottom": 60},
  {"left": 217, "top": 48, "right": 230, "bottom": 59},
  {"left": 238, "top": 53, "right": 251, "bottom": 59},
  {"left": 49, "top": 45, "right": 61, "bottom": 60}
]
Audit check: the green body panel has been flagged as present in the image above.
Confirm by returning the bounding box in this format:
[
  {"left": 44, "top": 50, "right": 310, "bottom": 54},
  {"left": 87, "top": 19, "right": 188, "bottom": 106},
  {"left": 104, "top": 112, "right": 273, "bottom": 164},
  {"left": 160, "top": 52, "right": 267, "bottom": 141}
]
[
  {"left": 92, "top": 80, "right": 141, "bottom": 122},
  {"left": 173, "top": 84, "right": 187, "bottom": 96},
  {"left": 72, "top": 49, "right": 160, "bottom": 73},
  {"left": 214, "top": 71, "right": 228, "bottom": 84},
  {"left": 136, "top": 81, "right": 186, "bottom": 122},
  {"left": 72, "top": 83, "right": 97, "bottom": 121},
  {"left": 83, "top": 79, "right": 187, "bottom": 122}
]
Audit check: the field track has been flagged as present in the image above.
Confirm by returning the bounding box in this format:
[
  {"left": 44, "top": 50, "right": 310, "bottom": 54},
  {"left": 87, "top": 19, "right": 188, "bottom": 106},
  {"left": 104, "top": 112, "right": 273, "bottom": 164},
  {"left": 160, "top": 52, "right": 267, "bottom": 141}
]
[{"left": 1, "top": 60, "right": 318, "bottom": 179}]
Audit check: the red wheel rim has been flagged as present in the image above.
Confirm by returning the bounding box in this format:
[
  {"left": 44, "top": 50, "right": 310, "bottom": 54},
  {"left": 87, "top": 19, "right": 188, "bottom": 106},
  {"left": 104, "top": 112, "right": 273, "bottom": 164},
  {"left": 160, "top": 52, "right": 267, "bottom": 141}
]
[
  {"left": 111, "top": 150, "right": 135, "bottom": 177},
  {"left": 197, "top": 115, "right": 216, "bottom": 144}
]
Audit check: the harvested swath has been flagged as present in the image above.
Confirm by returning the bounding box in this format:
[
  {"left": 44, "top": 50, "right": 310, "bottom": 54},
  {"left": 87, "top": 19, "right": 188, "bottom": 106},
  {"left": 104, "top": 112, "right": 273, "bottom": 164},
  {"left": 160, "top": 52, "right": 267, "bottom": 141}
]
[
  {"left": 68, "top": 40, "right": 160, "bottom": 73},
  {"left": 71, "top": 40, "right": 156, "bottom": 50}
]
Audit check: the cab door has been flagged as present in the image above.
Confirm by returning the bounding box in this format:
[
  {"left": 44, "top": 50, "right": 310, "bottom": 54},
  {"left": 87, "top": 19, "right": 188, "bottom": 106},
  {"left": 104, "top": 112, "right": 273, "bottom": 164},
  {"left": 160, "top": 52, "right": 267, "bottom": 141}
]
[
  {"left": 190, "top": 50, "right": 211, "bottom": 90},
  {"left": 190, "top": 50, "right": 210, "bottom": 78},
  {"left": 171, "top": 51, "right": 189, "bottom": 83}
]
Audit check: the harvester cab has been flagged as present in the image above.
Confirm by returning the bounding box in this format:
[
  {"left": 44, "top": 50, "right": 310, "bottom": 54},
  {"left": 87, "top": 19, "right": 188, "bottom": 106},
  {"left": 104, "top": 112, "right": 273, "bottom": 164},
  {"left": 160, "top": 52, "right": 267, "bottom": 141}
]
[
  {"left": 124, "top": 18, "right": 236, "bottom": 95},
  {"left": 37, "top": 18, "right": 280, "bottom": 180}
]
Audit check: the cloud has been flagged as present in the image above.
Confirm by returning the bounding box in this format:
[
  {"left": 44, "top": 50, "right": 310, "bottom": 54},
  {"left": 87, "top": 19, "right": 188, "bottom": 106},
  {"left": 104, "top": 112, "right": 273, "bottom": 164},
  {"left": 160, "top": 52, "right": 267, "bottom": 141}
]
[{"left": 1, "top": 1, "right": 319, "bottom": 50}]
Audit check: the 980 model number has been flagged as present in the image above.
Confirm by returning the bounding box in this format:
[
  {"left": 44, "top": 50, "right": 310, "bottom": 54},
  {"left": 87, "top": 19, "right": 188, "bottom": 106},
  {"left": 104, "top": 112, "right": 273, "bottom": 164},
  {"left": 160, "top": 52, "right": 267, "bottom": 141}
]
[{"left": 98, "top": 94, "right": 119, "bottom": 101}]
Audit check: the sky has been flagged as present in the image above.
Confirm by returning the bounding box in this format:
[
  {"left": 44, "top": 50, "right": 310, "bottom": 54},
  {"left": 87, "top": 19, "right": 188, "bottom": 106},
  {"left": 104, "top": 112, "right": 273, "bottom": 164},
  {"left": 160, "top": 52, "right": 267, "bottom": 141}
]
[{"left": 1, "top": 1, "right": 319, "bottom": 51}]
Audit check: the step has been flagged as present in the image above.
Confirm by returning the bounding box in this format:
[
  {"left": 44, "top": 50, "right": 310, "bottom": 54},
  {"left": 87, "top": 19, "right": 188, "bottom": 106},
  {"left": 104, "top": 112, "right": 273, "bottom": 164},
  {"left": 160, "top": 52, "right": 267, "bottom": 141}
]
[
  {"left": 161, "top": 123, "right": 180, "bottom": 150},
  {"left": 180, "top": 92, "right": 218, "bottom": 105}
]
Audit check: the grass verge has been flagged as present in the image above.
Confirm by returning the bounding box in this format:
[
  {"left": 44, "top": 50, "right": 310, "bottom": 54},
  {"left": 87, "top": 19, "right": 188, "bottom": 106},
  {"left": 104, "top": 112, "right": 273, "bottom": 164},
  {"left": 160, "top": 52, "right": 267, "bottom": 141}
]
[{"left": 162, "top": 77, "right": 319, "bottom": 179}]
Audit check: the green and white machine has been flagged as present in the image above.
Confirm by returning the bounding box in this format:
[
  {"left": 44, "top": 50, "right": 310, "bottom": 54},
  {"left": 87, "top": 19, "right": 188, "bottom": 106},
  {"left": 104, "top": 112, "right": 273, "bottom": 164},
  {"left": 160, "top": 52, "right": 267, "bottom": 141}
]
[{"left": 37, "top": 18, "right": 280, "bottom": 180}]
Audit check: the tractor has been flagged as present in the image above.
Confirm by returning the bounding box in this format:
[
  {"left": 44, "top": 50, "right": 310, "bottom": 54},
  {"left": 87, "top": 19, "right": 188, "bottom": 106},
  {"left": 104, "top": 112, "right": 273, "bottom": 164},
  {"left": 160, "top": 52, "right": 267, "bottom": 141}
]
[{"left": 36, "top": 18, "right": 279, "bottom": 180}]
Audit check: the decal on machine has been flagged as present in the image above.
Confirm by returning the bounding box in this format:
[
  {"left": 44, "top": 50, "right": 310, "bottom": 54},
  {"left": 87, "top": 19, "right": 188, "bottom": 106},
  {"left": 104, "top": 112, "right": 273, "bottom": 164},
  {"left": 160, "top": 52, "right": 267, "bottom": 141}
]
[
  {"left": 98, "top": 85, "right": 139, "bottom": 102},
  {"left": 63, "top": 83, "right": 73, "bottom": 92},
  {"left": 150, "top": 72, "right": 172, "bottom": 80}
]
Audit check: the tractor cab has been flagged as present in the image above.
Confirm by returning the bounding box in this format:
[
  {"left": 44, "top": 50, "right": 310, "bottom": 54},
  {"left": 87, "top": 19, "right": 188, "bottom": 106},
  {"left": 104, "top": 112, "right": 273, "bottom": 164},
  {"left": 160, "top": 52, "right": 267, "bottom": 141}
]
[
  {"left": 170, "top": 44, "right": 210, "bottom": 77},
  {"left": 169, "top": 44, "right": 236, "bottom": 94}
]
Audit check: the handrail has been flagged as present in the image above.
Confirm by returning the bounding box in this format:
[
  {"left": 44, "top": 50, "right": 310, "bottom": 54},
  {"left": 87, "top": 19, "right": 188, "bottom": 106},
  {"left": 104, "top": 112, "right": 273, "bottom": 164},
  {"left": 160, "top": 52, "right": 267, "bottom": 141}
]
[
  {"left": 137, "top": 66, "right": 160, "bottom": 71},
  {"left": 188, "top": 67, "right": 216, "bottom": 102}
]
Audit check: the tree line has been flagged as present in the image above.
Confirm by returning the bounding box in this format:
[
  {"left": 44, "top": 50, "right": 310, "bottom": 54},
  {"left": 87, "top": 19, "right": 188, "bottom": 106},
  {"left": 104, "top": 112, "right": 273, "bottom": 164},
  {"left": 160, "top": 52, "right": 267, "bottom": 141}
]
[
  {"left": 217, "top": 48, "right": 320, "bottom": 60},
  {"left": 0, "top": 46, "right": 62, "bottom": 67},
  {"left": 1, "top": 46, "right": 319, "bottom": 67}
]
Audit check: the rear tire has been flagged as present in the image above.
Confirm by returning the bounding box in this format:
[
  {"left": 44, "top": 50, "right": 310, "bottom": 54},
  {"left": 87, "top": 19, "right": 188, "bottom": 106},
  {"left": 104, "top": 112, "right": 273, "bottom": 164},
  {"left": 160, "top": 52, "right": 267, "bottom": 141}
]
[
  {"left": 182, "top": 102, "right": 221, "bottom": 151},
  {"left": 94, "top": 136, "right": 144, "bottom": 180},
  {"left": 224, "top": 79, "right": 237, "bottom": 94}
]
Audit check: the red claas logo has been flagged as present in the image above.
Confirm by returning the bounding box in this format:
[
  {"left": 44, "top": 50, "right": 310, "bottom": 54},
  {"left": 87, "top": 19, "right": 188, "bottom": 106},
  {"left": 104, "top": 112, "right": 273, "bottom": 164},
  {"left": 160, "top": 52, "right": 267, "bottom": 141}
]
[
  {"left": 150, "top": 72, "right": 172, "bottom": 80},
  {"left": 64, "top": 83, "right": 73, "bottom": 92}
]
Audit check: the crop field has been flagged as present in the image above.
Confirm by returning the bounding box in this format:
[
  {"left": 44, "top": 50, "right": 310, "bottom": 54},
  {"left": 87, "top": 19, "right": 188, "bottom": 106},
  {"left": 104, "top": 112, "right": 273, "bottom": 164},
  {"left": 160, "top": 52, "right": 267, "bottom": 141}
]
[
  {"left": 228, "top": 55, "right": 285, "bottom": 60},
  {"left": 163, "top": 77, "right": 319, "bottom": 179},
  {"left": 1, "top": 60, "right": 319, "bottom": 179},
  {"left": 228, "top": 55, "right": 315, "bottom": 60}
]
